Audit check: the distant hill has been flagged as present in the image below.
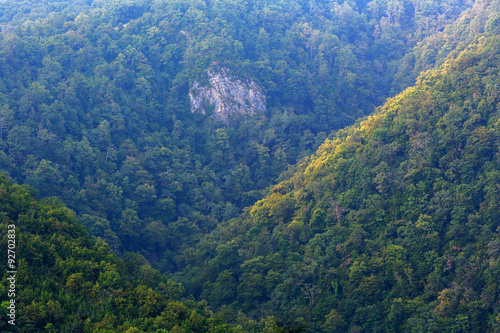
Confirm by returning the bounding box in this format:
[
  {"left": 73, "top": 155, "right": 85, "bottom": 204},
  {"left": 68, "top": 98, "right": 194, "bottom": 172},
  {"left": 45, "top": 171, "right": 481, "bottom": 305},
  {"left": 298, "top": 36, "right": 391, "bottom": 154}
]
[{"left": 391, "top": 0, "right": 500, "bottom": 94}]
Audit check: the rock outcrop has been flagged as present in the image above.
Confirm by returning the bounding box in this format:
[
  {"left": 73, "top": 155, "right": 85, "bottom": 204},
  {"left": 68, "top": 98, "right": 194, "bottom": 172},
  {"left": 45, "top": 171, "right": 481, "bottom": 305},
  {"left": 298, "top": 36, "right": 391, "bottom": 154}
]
[{"left": 189, "top": 68, "right": 266, "bottom": 123}]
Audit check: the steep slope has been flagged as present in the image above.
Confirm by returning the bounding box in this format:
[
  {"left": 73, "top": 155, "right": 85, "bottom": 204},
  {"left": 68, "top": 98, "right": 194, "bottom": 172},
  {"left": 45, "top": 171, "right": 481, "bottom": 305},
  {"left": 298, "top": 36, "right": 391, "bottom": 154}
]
[
  {"left": 0, "top": 0, "right": 473, "bottom": 272},
  {"left": 176, "top": 34, "right": 500, "bottom": 332},
  {"left": 0, "top": 174, "right": 261, "bottom": 332}
]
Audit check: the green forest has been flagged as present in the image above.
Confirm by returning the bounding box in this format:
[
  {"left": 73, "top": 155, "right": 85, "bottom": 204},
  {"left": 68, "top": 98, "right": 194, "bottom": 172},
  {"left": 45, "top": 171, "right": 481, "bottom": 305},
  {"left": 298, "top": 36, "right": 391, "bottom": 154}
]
[
  {"left": 0, "top": 174, "right": 286, "bottom": 332},
  {"left": 0, "top": 0, "right": 499, "bottom": 331}
]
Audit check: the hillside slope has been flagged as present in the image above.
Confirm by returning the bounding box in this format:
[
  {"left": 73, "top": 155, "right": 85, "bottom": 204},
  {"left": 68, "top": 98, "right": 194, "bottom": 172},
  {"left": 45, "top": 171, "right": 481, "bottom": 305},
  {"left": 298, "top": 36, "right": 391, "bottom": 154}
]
[
  {"left": 392, "top": 0, "right": 500, "bottom": 93},
  {"left": 0, "top": 0, "right": 473, "bottom": 271},
  {"left": 0, "top": 174, "right": 265, "bottom": 332},
  {"left": 176, "top": 33, "right": 500, "bottom": 332}
]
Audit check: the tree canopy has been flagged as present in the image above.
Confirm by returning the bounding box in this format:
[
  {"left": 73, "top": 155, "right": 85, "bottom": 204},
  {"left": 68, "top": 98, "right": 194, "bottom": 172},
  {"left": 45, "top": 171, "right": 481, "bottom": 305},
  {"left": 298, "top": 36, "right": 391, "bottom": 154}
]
[
  {"left": 174, "top": 28, "right": 500, "bottom": 332},
  {"left": 1, "top": 0, "right": 500, "bottom": 331},
  {"left": 0, "top": 0, "right": 477, "bottom": 273}
]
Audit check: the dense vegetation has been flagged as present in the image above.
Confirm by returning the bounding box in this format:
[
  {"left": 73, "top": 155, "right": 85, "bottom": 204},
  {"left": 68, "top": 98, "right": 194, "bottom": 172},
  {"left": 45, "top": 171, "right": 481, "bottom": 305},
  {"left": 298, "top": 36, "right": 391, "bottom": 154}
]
[
  {"left": 0, "top": 0, "right": 474, "bottom": 272},
  {"left": 175, "top": 29, "right": 500, "bottom": 331},
  {"left": 0, "top": 174, "right": 241, "bottom": 332},
  {"left": 392, "top": 0, "right": 500, "bottom": 93},
  {"left": 0, "top": 174, "right": 296, "bottom": 332},
  {"left": 1, "top": 0, "right": 500, "bottom": 331}
]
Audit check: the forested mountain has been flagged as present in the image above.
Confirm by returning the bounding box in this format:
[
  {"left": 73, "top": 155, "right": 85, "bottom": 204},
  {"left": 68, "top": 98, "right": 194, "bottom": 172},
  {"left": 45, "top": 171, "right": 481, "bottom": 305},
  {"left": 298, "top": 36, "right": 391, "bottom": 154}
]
[
  {"left": 0, "top": 0, "right": 474, "bottom": 272},
  {"left": 392, "top": 0, "right": 500, "bottom": 93},
  {"left": 174, "top": 23, "right": 500, "bottom": 332},
  {"left": 1, "top": 0, "right": 499, "bottom": 332},
  {"left": 0, "top": 174, "right": 260, "bottom": 332}
]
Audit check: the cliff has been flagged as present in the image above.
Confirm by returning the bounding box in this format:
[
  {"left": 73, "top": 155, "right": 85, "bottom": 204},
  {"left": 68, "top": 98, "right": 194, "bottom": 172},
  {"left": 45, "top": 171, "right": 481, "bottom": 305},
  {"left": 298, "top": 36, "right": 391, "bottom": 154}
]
[{"left": 189, "top": 68, "right": 266, "bottom": 123}]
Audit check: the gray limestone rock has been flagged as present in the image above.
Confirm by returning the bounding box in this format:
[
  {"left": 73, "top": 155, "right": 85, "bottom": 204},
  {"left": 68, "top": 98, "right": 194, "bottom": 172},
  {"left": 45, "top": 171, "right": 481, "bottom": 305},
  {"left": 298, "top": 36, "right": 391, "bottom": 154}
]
[{"left": 189, "top": 68, "right": 266, "bottom": 123}]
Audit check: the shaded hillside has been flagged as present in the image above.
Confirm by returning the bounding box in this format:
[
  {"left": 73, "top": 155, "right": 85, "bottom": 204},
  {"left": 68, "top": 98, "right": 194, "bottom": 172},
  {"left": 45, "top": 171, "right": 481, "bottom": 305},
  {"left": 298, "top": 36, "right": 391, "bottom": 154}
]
[
  {"left": 175, "top": 33, "right": 500, "bottom": 332},
  {"left": 0, "top": 174, "right": 269, "bottom": 332}
]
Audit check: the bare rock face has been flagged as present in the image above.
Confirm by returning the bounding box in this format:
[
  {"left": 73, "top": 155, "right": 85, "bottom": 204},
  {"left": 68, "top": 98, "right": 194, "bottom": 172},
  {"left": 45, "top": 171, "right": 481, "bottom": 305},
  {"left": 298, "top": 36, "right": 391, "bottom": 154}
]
[{"left": 189, "top": 68, "right": 266, "bottom": 123}]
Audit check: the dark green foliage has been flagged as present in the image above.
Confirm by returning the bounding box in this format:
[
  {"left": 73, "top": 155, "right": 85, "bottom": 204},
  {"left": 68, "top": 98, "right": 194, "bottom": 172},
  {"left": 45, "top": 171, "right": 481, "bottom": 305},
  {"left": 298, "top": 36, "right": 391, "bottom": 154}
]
[
  {"left": 1, "top": 0, "right": 500, "bottom": 332},
  {"left": 0, "top": 0, "right": 475, "bottom": 274},
  {"left": 176, "top": 34, "right": 500, "bottom": 331},
  {"left": 0, "top": 174, "right": 251, "bottom": 332}
]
